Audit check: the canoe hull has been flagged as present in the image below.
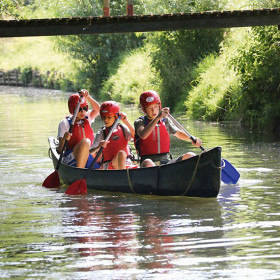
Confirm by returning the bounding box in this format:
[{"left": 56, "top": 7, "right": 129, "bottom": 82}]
[{"left": 48, "top": 137, "right": 221, "bottom": 197}]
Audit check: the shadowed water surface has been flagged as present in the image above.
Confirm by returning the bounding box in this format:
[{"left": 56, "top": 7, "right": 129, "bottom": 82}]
[{"left": 0, "top": 86, "right": 279, "bottom": 279}]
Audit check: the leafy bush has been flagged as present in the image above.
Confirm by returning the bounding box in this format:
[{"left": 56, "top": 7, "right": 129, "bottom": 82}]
[
  {"left": 185, "top": 31, "right": 243, "bottom": 121},
  {"left": 100, "top": 46, "right": 159, "bottom": 104},
  {"left": 20, "top": 66, "right": 33, "bottom": 86},
  {"left": 148, "top": 29, "right": 224, "bottom": 111}
]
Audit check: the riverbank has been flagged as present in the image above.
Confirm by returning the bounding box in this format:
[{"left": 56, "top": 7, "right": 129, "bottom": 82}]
[
  {"left": 0, "top": 37, "right": 78, "bottom": 92},
  {"left": 0, "top": 68, "right": 73, "bottom": 90},
  {"left": 0, "top": 84, "right": 70, "bottom": 96}
]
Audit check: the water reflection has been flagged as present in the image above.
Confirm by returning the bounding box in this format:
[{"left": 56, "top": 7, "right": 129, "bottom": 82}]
[{"left": 58, "top": 193, "right": 223, "bottom": 272}]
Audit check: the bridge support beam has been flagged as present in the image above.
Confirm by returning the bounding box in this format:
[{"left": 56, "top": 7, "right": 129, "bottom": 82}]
[
  {"left": 103, "top": 0, "right": 110, "bottom": 17},
  {"left": 127, "top": 0, "right": 133, "bottom": 16}
]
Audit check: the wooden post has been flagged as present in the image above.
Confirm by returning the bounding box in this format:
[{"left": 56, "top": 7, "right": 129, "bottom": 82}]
[
  {"left": 127, "top": 0, "right": 133, "bottom": 16},
  {"left": 0, "top": 71, "right": 2, "bottom": 85},
  {"left": 15, "top": 69, "right": 18, "bottom": 86},
  {"left": 7, "top": 71, "right": 10, "bottom": 85},
  {"left": 103, "top": 0, "right": 110, "bottom": 17},
  {"left": 38, "top": 71, "right": 42, "bottom": 87}
]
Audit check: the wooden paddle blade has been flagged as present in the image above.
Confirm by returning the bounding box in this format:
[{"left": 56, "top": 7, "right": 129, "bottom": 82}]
[
  {"left": 42, "top": 170, "right": 60, "bottom": 188},
  {"left": 65, "top": 179, "right": 87, "bottom": 195},
  {"left": 221, "top": 159, "right": 240, "bottom": 184}
]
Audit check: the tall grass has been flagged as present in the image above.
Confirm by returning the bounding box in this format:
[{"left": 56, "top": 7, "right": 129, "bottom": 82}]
[
  {"left": 185, "top": 26, "right": 280, "bottom": 134},
  {"left": 0, "top": 37, "right": 77, "bottom": 74},
  {"left": 0, "top": 37, "right": 79, "bottom": 91},
  {"left": 100, "top": 46, "right": 160, "bottom": 104},
  {"left": 185, "top": 29, "right": 245, "bottom": 121}
]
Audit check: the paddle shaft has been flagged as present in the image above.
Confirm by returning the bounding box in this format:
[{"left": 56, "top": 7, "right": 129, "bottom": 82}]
[
  {"left": 55, "top": 95, "right": 83, "bottom": 171},
  {"left": 82, "top": 115, "right": 120, "bottom": 178},
  {"left": 168, "top": 114, "right": 205, "bottom": 151}
]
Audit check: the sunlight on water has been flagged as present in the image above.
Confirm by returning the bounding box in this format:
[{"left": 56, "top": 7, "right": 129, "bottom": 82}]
[{"left": 0, "top": 86, "right": 280, "bottom": 279}]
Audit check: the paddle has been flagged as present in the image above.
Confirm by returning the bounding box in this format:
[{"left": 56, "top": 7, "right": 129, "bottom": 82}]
[
  {"left": 65, "top": 114, "right": 121, "bottom": 195},
  {"left": 42, "top": 95, "right": 83, "bottom": 188},
  {"left": 168, "top": 114, "right": 240, "bottom": 185}
]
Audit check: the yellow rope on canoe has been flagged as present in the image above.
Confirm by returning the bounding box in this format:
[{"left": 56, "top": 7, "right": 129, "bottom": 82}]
[
  {"left": 126, "top": 168, "right": 136, "bottom": 193},
  {"left": 181, "top": 152, "right": 202, "bottom": 196}
]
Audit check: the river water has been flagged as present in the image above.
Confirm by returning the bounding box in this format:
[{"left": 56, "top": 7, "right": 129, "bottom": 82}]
[{"left": 0, "top": 86, "right": 279, "bottom": 280}]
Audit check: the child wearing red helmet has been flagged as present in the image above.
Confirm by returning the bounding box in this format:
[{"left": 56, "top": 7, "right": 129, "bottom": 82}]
[
  {"left": 134, "top": 90, "right": 202, "bottom": 165},
  {"left": 57, "top": 89, "right": 100, "bottom": 168},
  {"left": 90, "top": 101, "right": 137, "bottom": 170}
]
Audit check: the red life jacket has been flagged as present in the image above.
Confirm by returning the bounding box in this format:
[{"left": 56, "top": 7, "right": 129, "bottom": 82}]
[
  {"left": 67, "top": 117, "right": 94, "bottom": 150},
  {"left": 135, "top": 116, "right": 170, "bottom": 156},
  {"left": 102, "top": 124, "right": 130, "bottom": 162}
]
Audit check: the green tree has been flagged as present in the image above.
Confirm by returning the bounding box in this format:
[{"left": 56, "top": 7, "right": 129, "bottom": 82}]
[
  {"left": 51, "top": 1, "right": 144, "bottom": 95},
  {"left": 0, "top": 0, "right": 33, "bottom": 19},
  {"left": 185, "top": 25, "right": 280, "bottom": 134},
  {"left": 146, "top": 0, "right": 226, "bottom": 110},
  {"left": 149, "top": 29, "right": 224, "bottom": 111},
  {"left": 55, "top": 33, "right": 144, "bottom": 95}
]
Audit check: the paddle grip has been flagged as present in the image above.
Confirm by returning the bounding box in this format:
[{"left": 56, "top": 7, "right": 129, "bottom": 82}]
[
  {"left": 188, "top": 135, "right": 205, "bottom": 151},
  {"left": 199, "top": 145, "right": 205, "bottom": 151}
]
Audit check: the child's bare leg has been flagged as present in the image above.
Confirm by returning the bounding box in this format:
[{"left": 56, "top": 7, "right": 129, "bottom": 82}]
[
  {"left": 182, "top": 152, "right": 196, "bottom": 161},
  {"left": 140, "top": 159, "right": 155, "bottom": 167},
  {"left": 111, "top": 150, "right": 127, "bottom": 169},
  {"left": 73, "top": 139, "right": 91, "bottom": 168}
]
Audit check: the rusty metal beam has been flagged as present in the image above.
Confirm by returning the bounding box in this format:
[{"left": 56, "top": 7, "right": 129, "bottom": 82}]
[{"left": 1, "top": 8, "right": 280, "bottom": 37}]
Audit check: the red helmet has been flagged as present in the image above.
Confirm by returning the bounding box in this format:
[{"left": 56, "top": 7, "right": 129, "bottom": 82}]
[
  {"left": 100, "top": 101, "right": 121, "bottom": 118},
  {"left": 68, "top": 94, "right": 88, "bottom": 114},
  {"left": 139, "top": 90, "right": 161, "bottom": 113}
]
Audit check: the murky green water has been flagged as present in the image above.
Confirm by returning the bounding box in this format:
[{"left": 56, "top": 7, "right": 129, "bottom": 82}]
[{"left": 0, "top": 85, "right": 279, "bottom": 279}]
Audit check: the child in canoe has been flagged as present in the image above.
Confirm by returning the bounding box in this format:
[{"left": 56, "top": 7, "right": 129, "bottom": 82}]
[
  {"left": 57, "top": 89, "right": 101, "bottom": 169},
  {"left": 90, "top": 101, "right": 138, "bottom": 170},
  {"left": 134, "top": 90, "right": 202, "bottom": 165}
]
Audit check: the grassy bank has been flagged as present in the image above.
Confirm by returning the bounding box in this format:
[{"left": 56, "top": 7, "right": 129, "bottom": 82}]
[
  {"left": 100, "top": 46, "right": 160, "bottom": 105},
  {"left": 185, "top": 26, "right": 280, "bottom": 134},
  {"left": 0, "top": 37, "right": 79, "bottom": 91}
]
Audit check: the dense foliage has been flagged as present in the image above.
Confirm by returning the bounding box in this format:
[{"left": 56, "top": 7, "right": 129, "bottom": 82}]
[
  {"left": 148, "top": 29, "right": 224, "bottom": 111},
  {"left": 55, "top": 33, "right": 144, "bottom": 94},
  {"left": 100, "top": 45, "right": 159, "bottom": 104},
  {"left": 186, "top": 25, "right": 280, "bottom": 133},
  {"left": 233, "top": 26, "right": 280, "bottom": 133}
]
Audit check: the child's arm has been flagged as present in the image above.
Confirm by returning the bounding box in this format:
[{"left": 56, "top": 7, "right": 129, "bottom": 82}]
[
  {"left": 89, "top": 130, "right": 109, "bottom": 155},
  {"left": 80, "top": 89, "right": 100, "bottom": 119},
  {"left": 175, "top": 130, "right": 202, "bottom": 147},
  {"left": 57, "top": 119, "right": 71, "bottom": 153},
  {"left": 136, "top": 107, "right": 169, "bottom": 139},
  {"left": 121, "top": 112, "right": 135, "bottom": 138}
]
